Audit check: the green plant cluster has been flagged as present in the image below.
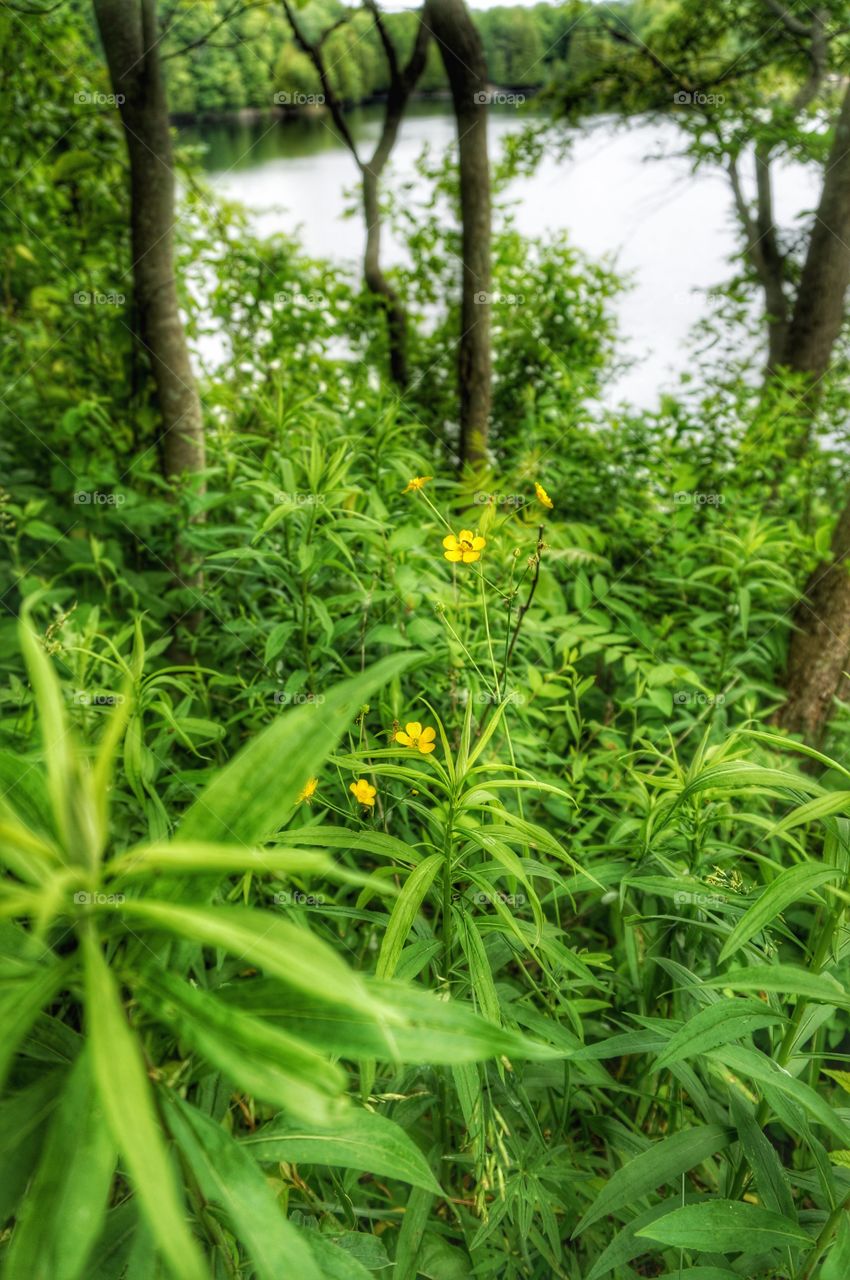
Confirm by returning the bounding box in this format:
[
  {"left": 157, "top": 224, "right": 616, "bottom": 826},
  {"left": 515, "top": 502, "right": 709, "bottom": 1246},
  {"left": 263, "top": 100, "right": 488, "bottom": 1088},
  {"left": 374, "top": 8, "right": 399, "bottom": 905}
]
[{"left": 6, "top": 3, "right": 850, "bottom": 1278}]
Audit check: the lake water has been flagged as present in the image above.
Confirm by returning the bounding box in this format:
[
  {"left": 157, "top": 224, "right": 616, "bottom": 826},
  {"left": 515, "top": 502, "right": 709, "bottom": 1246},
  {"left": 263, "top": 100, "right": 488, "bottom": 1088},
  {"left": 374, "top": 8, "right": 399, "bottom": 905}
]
[{"left": 181, "top": 104, "right": 818, "bottom": 407}]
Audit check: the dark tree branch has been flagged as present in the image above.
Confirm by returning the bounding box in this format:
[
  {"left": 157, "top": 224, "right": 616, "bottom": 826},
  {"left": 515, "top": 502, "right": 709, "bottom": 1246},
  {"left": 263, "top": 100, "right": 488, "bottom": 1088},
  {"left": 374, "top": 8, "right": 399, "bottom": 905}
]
[{"left": 161, "top": 0, "right": 270, "bottom": 60}]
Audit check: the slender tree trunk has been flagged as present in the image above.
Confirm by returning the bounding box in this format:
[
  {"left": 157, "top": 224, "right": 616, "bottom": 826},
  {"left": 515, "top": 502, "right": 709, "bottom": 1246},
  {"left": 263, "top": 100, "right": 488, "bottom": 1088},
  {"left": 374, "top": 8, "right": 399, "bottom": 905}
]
[
  {"left": 424, "top": 0, "right": 491, "bottom": 468},
  {"left": 781, "top": 82, "right": 850, "bottom": 381},
  {"left": 281, "top": 0, "right": 427, "bottom": 390},
  {"left": 776, "top": 82, "right": 850, "bottom": 740},
  {"left": 93, "top": 0, "right": 205, "bottom": 598},
  {"left": 363, "top": 168, "right": 408, "bottom": 385}
]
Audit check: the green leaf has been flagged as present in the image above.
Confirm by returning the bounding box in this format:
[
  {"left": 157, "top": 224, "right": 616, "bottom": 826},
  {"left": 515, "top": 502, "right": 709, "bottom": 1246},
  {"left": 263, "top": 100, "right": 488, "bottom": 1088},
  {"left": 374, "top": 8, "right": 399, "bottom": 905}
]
[
  {"left": 376, "top": 853, "right": 442, "bottom": 979},
  {"left": 394, "top": 1185, "right": 435, "bottom": 1280},
  {"left": 3, "top": 1048, "right": 115, "bottom": 1280},
  {"left": 82, "top": 932, "right": 206, "bottom": 1280},
  {"left": 164, "top": 1098, "right": 322, "bottom": 1280},
  {"left": 636, "top": 1200, "right": 811, "bottom": 1251},
  {"left": 176, "top": 653, "right": 419, "bottom": 845},
  {"left": 654, "top": 998, "right": 783, "bottom": 1072},
  {"left": 0, "top": 961, "right": 69, "bottom": 1092},
  {"left": 702, "top": 964, "right": 850, "bottom": 1007},
  {"left": 219, "top": 976, "right": 562, "bottom": 1062},
  {"left": 718, "top": 864, "right": 840, "bottom": 963},
  {"left": 708, "top": 1044, "right": 850, "bottom": 1145},
  {"left": 118, "top": 901, "right": 390, "bottom": 1021},
  {"left": 134, "top": 967, "right": 345, "bottom": 1124},
  {"left": 242, "top": 1108, "right": 442, "bottom": 1194},
  {"left": 822, "top": 1213, "right": 850, "bottom": 1280},
  {"left": 729, "top": 1093, "right": 795, "bottom": 1220},
  {"left": 679, "top": 761, "right": 820, "bottom": 804},
  {"left": 573, "top": 1125, "right": 733, "bottom": 1236}
]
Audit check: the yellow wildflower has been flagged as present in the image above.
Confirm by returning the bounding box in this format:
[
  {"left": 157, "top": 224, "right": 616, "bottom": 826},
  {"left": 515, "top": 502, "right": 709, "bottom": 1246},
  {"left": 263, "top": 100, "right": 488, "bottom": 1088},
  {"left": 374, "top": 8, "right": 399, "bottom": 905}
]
[
  {"left": 297, "top": 776, "right": 318, "bottom": 804},
  {"left": 349, "top": 778, "right": 376, "bottom": 808},
  {"left": 534, "top": 482, "right": 554, "bottom": 510},
  {"left": 443, "top": 529, "right": 486, "bottom": 564},
  {"left": 395, "top": 721, "right": 437, "bottom": 754},
  {"left": 403, "top": 476, "right": 432, "bottom": 493}
]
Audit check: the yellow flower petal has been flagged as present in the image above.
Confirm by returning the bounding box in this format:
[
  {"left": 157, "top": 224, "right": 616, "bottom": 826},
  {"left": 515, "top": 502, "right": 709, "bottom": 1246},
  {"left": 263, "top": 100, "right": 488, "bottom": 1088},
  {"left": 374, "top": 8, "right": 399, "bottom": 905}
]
[
  {"left": 471, "top": 536, "right": 486, "bottom": 550},
  {"left": 395, "top": 731, "right": 413, "bottom": 746},
  {"left": 459, "top": 529, "right": 475, "bottom": 542},
  {"left": 419, "top": 740, "right": 436, "bottom": 753},
  {"left": 405, "top": 722, "right": 422, "bottom": 738},
  {"left": 419, "top": 727, "right": 436, "bottom": 743},
  {"left": 462, "top": 550, "right": 480, "bottom": 563},
  {"left": 443, "top": 534, "right": 459, "bottom": 550},
  {"left": 534, "top": 482, "right": 554, "bottom": 510},
  {"left": 444, "top": 549, "right": 462, "bottom": 562}
]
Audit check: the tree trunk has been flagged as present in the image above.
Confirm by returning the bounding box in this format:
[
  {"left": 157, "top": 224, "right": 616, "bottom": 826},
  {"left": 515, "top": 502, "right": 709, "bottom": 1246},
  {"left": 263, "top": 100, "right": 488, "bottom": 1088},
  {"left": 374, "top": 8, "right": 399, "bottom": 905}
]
[
  {"left": 281, "top": 1, "right": 428, "bottom": 391},
  {"left": 781, "top": 82, "right": 850, "bottom": 380},
  {"left": 776, "top": 82, "right": 850, "bottom": 741},
  {"left": 363, "top": 168, "right": 409, "bottom": 386},
  {"left": 92, "top": 0, "right": 205, "bottom": 575},
  {"left": 424, "top": 0, "right": 491, "bottom": 468}
]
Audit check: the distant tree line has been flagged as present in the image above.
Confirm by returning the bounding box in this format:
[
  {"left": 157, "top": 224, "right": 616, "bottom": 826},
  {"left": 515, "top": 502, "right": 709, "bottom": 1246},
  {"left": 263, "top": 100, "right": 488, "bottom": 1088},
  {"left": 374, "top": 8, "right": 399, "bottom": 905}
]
[{"left": 158, "top": 0, "right": 578, "bottom": 115}]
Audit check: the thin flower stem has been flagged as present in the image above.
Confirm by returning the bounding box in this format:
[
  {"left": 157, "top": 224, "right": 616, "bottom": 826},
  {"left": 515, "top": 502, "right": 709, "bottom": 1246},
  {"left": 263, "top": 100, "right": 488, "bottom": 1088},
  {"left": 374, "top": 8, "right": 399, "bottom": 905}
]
[{"left": 479, "top": 565, "right": 500, "bottom": 700}]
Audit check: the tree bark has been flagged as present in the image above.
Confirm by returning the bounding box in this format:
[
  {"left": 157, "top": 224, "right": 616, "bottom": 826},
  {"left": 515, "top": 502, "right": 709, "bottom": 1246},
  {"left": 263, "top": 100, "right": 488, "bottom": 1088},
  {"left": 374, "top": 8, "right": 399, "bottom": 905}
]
[
  {"left": 776, "top": 81, "right": 850, "bottom": 741},
  {"left": 93, "top": 0, "right": 205, "bottom": 636},
  {"left": 281, "top": 0, "right": 428, "bottom": 389},
  {"left": 781, "top": 81, "right": 850, "bottom": 380},
  {"left": 424, "top": 0, "right": 492, "bottom": 468}
]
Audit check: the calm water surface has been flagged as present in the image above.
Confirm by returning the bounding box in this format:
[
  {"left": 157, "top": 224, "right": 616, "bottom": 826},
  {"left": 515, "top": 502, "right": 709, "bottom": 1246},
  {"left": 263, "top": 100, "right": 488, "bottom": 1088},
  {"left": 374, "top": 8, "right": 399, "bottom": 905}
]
[{"left": 181, "top": 105, "right": 817, "bottom": 407}]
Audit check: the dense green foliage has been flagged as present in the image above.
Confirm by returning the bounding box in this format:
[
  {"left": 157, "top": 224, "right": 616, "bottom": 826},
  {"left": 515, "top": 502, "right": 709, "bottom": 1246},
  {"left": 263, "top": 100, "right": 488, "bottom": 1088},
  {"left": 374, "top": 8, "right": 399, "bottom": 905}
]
[{"left": 6, "top": 1, "right": 850, "bottom": 1278}]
